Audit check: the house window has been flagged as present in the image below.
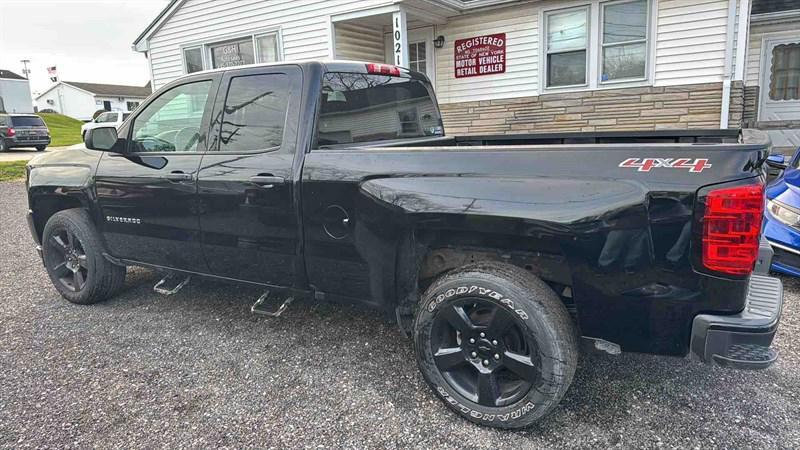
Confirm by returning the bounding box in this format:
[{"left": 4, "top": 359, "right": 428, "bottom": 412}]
[
  {"left": 127, "top": 101, "right": 140, "bottom": 111},
  {"left": 543, "top": 0, "right": 651, "bottom": 90},
  {"left": 184, "top": 46, "right": 204, "bottom": 74},
  {"left": 183, "top": 31, "right": 281, "bottom": 74},
  {"left": 601, "top": 0, "right": 648, "bottom": 82},
  {"left": 545, "top": 7, "right": 589, "bottom": 87},
  {"left": 210, "top": 37, "right": 255, "bottom": 68},
  {"left": 408, "top": 42, "right": 427, "bottom": 74},
  {"left": 770, "top": 43, "right": 800, "bottom": 101}
]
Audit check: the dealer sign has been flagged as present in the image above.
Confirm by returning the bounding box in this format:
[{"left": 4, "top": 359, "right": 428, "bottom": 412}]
[{"left": 454, "top": 33, "right": 506, "bottom": 78}]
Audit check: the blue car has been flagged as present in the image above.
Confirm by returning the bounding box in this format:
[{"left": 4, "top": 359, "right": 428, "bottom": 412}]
[{"left": 764, "top": 149, "right": 800, "bottom": 276}]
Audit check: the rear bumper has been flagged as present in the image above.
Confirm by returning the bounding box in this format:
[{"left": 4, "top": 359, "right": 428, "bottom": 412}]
[
  {"left": 3, "top": 136, "right": 51, "bottom": 147},
  {"left": 690, "top": 274, "right": 783, "bottom": 370}
]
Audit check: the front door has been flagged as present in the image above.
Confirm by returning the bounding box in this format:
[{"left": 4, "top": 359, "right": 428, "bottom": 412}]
[
  {"left": 196, "top": 66, "right": 302, "bottom": 286},
  {"left": 760, "top": 36, "right": 800, "bottom": 148},
  {"left": 386, "top": 27, "right": 436, "bottom": 84},
  {"left": 94, "top": 75, "right": 219, "bottom": 272}
]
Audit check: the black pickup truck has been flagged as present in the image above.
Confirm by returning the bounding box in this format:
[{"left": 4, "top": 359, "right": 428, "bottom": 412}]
[{"left": 25, "top": 61, "right": 783, "bottom": 429}]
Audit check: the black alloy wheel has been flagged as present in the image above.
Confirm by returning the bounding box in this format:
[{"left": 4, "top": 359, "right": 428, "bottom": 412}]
[
  {"left": 414, "top": 262, "right": 578, "bottom": 429},
  {"left": 430, "top": 297, "right": 540, "bottom": 407},
  {"left": 44, "top": 227, "right": 89, "bottom": 292}
]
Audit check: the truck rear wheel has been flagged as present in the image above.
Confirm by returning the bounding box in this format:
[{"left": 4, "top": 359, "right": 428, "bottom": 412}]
[
  {"left": 42, "top": 209, "right": 126, "bottom": 305},
  {"left": 413, "top": 262, "right": 578, "bottom": 429}
]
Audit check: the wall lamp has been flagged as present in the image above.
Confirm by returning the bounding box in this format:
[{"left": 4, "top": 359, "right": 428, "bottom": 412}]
[{"left": 433, "top": 35, "right": 445, "bottom": 49}]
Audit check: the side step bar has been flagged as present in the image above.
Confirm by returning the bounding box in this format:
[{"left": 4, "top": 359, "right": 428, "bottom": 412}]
[
  {"left": 251, "top": 291, "right": 294, "bottom": 317},
  {"left": 153, "top": 274, "right": 191, "bottom": 295}
]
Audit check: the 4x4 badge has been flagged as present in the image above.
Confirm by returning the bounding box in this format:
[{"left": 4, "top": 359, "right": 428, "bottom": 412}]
[{"left": 619, "top": 158, "right": 712, "bottom": 173}]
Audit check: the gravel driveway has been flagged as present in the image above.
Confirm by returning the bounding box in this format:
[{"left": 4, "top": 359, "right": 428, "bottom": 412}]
[{"left": 1, "top": 180, "right": 798, "bottom": 449}]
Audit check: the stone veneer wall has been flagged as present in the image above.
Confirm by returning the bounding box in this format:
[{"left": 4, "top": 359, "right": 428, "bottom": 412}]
[
  {"left": 742, "top": 85, "right": 760, "bottom": 127},
  {"left": 440, "top": 82, "right": 745, "bottom": 134}
]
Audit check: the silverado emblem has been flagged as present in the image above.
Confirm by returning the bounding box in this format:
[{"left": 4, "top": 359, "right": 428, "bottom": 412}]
[
  {"left": 106, "top": 216, "right": 141, "bottom": 224},
  {"left": 619, "top": 158, "right": 712, "bottom": 173}
]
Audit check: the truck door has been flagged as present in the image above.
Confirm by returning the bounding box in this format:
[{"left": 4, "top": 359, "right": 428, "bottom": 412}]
[
  {"left": 94, "top": 75, "right": 219, "bottom": 272},
  {"left": 196, "top": 66, "right": 303, "bottom": 286}
]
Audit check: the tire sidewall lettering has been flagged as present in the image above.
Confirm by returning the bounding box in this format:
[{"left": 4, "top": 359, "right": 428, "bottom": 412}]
[
  {"left": 435, "top": 385, "right": 535, "bottom": 423},
  {"left": 427, "top": 284, "right": 529, "bottom": 321}
]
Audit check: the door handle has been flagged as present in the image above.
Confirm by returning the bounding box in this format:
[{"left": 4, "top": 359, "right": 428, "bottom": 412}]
[
  {"left": 163, "top": 171, "right": 193, "bottom": 181},
  {"left": 250, "top": 175, "right": 285, "bottom": 188}
]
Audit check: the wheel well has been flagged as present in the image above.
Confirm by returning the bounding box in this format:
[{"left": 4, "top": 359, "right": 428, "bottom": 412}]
[
  {"left": 31, "top": 195, "right": 85, "bottom": 241},
  {"left": 410, "top": 230, "right": 575, "bottom": 315}
]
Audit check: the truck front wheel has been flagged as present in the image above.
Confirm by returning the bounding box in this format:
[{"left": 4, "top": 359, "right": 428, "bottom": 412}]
[
  {"left": 42, "top": 209, "right": 126, "bottom": 304},
  {"left": 413, "top": 262, "right": 578, "bottom": 429}
]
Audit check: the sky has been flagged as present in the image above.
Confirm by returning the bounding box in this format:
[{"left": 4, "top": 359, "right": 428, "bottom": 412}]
[{"left": 0, "top": 0, "right": 169, "bottom": 96}]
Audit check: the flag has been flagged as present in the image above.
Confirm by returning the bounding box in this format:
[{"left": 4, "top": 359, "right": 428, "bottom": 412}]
[{"left": 47, "top": 66, "right": 57, "bottom": 82}]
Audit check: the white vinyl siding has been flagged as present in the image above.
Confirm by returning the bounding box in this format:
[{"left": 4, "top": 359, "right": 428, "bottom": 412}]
[
  {"left": 655, "top": 0, "right": 730, "bottom": 85},
  {"left": 334, "top": 22, "right": 385, "bottom": 62},
  {"left": 746, "top": 17, "right": 800, "bottom": 86},
  {"left": 148, "top": 0, "right": 395, "bottom": 89},
  {"left": 434, "top": 4, "right": 539, "bottom": 104},
  {"left": 143, "top": 0, "right": 743, "bottom": 102}
]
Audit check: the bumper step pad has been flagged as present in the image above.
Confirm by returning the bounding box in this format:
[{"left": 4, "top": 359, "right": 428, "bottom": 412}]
[
  {"left": 713, "top": 344, "right": 778, "bottom": 369},
  {"left": 691, "top": 274, "right": 783, "bottom": 370}
]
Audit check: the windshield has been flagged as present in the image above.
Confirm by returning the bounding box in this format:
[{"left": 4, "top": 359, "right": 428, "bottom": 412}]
[
  {"left": 317, "top": 72, "right": 443, "bottom": 146},
  {"left": 11, "top": 116, "right": 45, "bottom": 127}
]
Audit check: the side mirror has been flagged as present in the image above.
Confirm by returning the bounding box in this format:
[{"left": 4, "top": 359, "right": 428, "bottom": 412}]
[
  {"left": 85, "top": 126, "right": 123, "bottom": 153},
  {"left": 766, "top": 154, "right": 788, "bottom": 170}
]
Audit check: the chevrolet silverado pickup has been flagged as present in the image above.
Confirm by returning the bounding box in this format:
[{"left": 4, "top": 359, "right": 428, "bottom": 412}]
[{"left": 25, "top": 61, "right": 783, "bottom": 429}]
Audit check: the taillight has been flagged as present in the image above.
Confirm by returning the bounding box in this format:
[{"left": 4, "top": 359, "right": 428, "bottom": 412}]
[
  {"left": 366, "top": 63, "right": 401, "bottom": 76},
  {"left": 7, "top": 127, "right": 15, "bottom": 137},
  {"left": 702, "top": 183, "right": 764, "bottom": 275}
]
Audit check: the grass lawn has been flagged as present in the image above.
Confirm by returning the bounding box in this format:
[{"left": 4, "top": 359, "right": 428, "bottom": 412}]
[
  {"left": 0, "top": 161, "right": 27, "bottom": 182},
  {"left": 38, "top": 113, "right": 83, "bottom": 147}
]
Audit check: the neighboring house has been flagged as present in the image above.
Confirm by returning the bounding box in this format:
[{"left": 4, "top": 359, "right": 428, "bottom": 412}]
[
  {"left": 0, "top": 69, "right": 33, "bottom": 114},
  {"left": 34, "top": 81, "right": 152, "bottom": 121},
  {"left": 133, "top": 0, "right": 762, "bottom": 135},
  {"left": 744, "top": 0, "right": 800, "bottom": 149}
]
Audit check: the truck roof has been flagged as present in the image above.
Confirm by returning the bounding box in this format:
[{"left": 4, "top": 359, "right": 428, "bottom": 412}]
[{"left": 175, "top": 59, "right": 426, "bottom": 81}]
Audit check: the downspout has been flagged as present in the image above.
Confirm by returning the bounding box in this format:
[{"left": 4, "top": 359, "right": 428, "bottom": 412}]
[
  {"left": 720, "top": 0, "right": 739, "bottom": 129},
  {"left": 735, "top": 0, "right": 751, "bottom": 81}
]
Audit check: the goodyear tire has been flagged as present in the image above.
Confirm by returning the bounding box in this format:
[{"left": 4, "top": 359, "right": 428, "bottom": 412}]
[
  {"left": 413, "top": 261, "right": 578, "bottom": 429},
  {"left": 42, "top": 209, "right": 126, "bottom": 305}
]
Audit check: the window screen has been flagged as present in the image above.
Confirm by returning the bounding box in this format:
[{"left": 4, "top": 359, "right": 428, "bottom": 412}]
[
  {"left": 546, "top": 8, "right": 588, "bottom": 87},
  {"left": 218, "top": 73, "right": 289, "bottom": 152},
  {"left": 770, "top": 43, "right": 800, "bottom": 101},
  {"left": 184, "top": 47, "right": 203, "bottom": 74},
  {"left": 601, "top": 0, "right": 648, "bottom": 81}
]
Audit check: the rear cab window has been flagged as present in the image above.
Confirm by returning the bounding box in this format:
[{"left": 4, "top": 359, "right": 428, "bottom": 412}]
[
  {"left": 11, "top": 116, "right": 45, "bottom": 127},
  {"left": 317, "top": 72, "right": 443, "bottom": 147}
]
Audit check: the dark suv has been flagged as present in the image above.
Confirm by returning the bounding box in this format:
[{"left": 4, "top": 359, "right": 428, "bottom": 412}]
[{"left": 0, "top": 114, "right": 50, "bottom": 152}]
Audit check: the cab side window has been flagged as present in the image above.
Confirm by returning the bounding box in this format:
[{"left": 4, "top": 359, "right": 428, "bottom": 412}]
[
  {"left": 215, "top": 73, "right": 289, "bottom": 152},
  {"left": 130, "top": 80, "right": 212, "bottom": 153}
]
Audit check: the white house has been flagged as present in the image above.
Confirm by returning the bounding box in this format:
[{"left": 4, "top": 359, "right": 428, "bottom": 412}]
[
  {"left": 131, "top": 0, "right": 797, "bottom": 143},
  {"left": 743, "top": 0, "right": 800, "bottom": 148},
  {"left": 35, "top": 81, "right": 153, "bottom": 121},
  {"left": 0, "top": 69, "right": 34, "bottom": 114}
]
